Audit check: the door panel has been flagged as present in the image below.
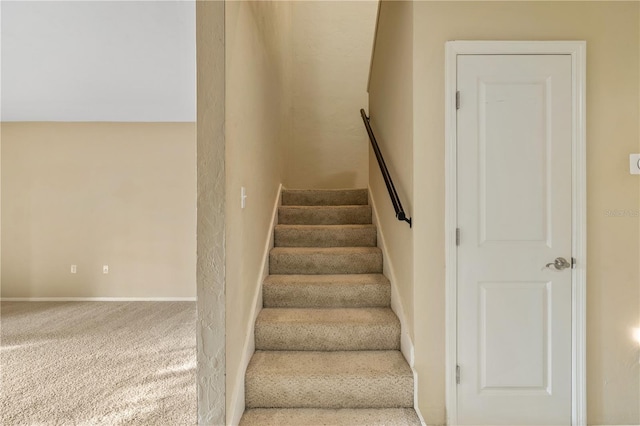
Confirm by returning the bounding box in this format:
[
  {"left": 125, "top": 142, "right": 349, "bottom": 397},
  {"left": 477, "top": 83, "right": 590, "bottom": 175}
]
[
  {"left": 479, "top": 80, "right": 550, "bottom": 245},
  {"left": 457, "top": 55, "right": 572, "bottom": 425},
  {"left": 480, "top": 281, "right": 549, "bottom": 392}
]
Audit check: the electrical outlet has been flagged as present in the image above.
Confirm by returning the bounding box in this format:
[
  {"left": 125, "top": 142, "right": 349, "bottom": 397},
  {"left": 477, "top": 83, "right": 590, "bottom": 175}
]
[
  {"left": 103, "top": 265, "right": 109, "bottom": 274},
  {"left": 71, "top": 265, "right": 77, "bottom": 274}
]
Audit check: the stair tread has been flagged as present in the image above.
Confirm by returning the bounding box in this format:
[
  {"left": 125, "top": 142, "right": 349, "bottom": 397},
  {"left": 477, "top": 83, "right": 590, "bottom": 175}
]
[
  {"left": 274, "top": 224, "right": 377, "bottom": 248},
  {"left": 271, "top": 247, "right": 381, "bottom": 254},
  {"left": 255, "top": 308, "right": 400, "bottom": 351},
  {"left": 279, "top": 205, "right": 369, "bottom": 210},
  {"left": 278, "top": 205, "right": 372, "bottom": 225},
  {"left": 263, "top": 274, "right": 390, "bottom": 308},
  {"left": 282, "top": 189, "right": 368, "bottom": 206},
  {"left": 240, "top": 408, "right": 421, "bottom": 426},
  {"left": 246, "top": 351, "right": 413, "bottom": 408},
  {"left": 270, "top": 247, "right": 382, "bottom": 275},
  {"left": 275, "top": 224, "right": 376, "bottom": 229},
  {"left": 265, "top": 273, "right": 389, "bottom": 285},
  {"left": 246, "top": 350, "right": 412, "bottom": 378},
  {"left": 257, "top": 307, "right": 398, "bottom": 326}
]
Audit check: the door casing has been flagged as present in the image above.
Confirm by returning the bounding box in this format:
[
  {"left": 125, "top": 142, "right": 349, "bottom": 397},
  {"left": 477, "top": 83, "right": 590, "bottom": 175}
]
[{"left": 444, "top": 40, "right": 587, "bottom": 426}]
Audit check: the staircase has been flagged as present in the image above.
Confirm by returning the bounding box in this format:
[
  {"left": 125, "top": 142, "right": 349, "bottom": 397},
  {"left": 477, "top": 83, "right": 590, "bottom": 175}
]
[{"left": 240, "top": 189, "right": 420, "bottom": 426}]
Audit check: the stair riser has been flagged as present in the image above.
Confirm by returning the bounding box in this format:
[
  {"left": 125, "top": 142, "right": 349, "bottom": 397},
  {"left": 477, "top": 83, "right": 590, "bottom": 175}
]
[
  {"left": 255, "top": 323, "right": 400, "bottom": 351},
  {"left": 274, "top": 227, "right": 376, "bottom": 248},
  {"left": 263, "top": 282, "right": 390, "bottom": 308},
  {"left": 282, "top": 189, "right": 368, "bottom": 206},
  {"left": 278, "top": 207, "right": 372, "bottom": 225},
  {"left": 270, "top": 252, "right": 382, "bottom": 275},
  {"left": 246, "top": 376, "right": 414, "bottom": 409}
]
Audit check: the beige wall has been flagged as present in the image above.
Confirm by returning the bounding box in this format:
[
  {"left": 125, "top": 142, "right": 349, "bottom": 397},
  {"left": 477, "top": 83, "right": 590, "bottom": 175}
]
[
  {"left": 224, "top": 1, "right": 292, "bottom": 423},
  {"left": 285, "top": 0, "right": 377, "bottom": 189},
  {"left": 1, "top": 122, "right": 196, "bottom": 299},
  {"left": 409, "top": 2, "right": 640, "bottom": 424},
  {"left": 368, "top": 0, "right": 415, "bottom": 341}
]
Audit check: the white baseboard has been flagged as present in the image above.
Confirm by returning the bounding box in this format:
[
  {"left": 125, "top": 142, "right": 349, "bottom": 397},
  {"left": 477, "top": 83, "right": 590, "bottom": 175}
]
[
  {"left": 413, "top": 368, "right": 428, "bottom": 426},
  {"left": 369, "top": 188, "right": 415, "bottom": 367},
  {"left": 0, "top": 297, "right": 196, "bottom": 302},
  {"left": 370, "top": 189, "right": 423, "bottom": 424},
  {"left": 227, "top": 183, "right": 282, "bottom": 426}
]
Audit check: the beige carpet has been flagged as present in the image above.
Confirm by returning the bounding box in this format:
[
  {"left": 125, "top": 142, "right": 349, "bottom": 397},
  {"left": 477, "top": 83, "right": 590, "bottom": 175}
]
[
  {"left": 1, "top": 301, "right": 196, "bottom": 425},
  {"left": 241, "top": 189, "right": 420, "bottom": 425}
]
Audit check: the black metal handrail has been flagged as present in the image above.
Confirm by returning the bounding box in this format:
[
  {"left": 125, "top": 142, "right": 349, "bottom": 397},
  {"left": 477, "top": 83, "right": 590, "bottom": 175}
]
[{"left": 360, "top": 109, "right": 412, "bottom": 228}]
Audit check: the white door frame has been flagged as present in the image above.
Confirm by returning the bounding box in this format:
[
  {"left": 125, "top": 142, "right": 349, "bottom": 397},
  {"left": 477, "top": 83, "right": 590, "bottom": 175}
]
[{"left": 444, "top": 41, "right": 587, "bottom": 426}]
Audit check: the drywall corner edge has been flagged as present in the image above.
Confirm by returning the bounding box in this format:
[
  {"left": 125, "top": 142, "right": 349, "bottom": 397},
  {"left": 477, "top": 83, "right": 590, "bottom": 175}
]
[
  {"left": 196, "top": 1, "right": 226, "bottom": 424},
  {"left": 367, "top": 0, "right": 382, "bottom": 93}
]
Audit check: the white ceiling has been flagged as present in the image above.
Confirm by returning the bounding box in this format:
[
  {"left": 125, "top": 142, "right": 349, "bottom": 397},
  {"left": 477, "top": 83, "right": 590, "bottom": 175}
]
[{"left": 1, "top": 1, "right": 196, "bottom": 122}]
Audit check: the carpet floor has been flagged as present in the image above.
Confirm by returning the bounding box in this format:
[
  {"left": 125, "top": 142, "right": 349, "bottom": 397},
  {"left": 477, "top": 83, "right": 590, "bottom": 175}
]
[{"left": 1, "top": 302, "right": 196, "bottom": 425}]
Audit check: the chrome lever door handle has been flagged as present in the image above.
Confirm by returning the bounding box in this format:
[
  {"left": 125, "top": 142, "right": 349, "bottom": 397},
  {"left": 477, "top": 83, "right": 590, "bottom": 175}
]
[{"left": 544, "top": 257, "right": 571, "bottom": 271}]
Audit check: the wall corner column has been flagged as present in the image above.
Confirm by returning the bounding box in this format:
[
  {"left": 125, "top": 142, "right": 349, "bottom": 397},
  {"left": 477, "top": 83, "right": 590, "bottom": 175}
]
[{"left": 196, "top": 1, "right": 225, "bottom": 424}]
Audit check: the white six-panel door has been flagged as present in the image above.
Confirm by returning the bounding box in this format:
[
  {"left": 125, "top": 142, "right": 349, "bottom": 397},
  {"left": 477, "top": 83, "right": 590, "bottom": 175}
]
[{"left": 456, "top": 54, "right": 573, "bottom": 425}]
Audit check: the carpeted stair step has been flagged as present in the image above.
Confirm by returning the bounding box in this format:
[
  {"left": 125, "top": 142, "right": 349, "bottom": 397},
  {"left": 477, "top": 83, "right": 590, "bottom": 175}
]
[
  {"left": 270, "top": 247, "right": 382, "bottom": 275},
  {"left": 278, "top": 205, "right": 372, "bottom": 225},
  {"left": 240, "top": 408, "right": 421, "bottom": 426},
  {"left": 282, "top": 189, "right": 368, "bottom": 206},
  {"left": 274, "top": 224, "right": 376, "bottom": 247},
  {"left": 245, "top": 350, "right": 413, "bottom": 409},
  {"left": 262, "top": 274, "right": 390, "bottom": 308},
  {"left": 255, "top": 308, "right": 400, "bottom": 351}
]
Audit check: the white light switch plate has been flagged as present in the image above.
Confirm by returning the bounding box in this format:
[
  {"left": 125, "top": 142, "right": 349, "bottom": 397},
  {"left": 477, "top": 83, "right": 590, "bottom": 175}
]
[
  {"left": 631, "top": 154, "right": 640, "bottom": 175},
  {"left": 241, "top": 186, "right": 247, "bottom": 209}
]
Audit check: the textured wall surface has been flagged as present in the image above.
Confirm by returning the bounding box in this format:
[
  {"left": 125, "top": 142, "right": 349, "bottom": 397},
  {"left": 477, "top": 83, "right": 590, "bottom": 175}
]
[
  {"left": 196, "top": 2, "right": 225, "bottom": 424},
  {"left": 285, "top": 1, "right": 377, "bottom": 189},
  {"left": 1, "top": 122, "right": 196, "bottom": 298}
]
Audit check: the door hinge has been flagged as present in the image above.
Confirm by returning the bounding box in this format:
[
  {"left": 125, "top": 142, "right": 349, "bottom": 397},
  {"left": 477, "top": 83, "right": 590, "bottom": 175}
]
[
  {"left": 456, "top": 91, "right": 461, "bottom": 110},
  {"left": 456, "top": 228, "right": 460, "bottom": 246},
  {"left": 456, "top": 365, "right": 461, "bottom": 384}
]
